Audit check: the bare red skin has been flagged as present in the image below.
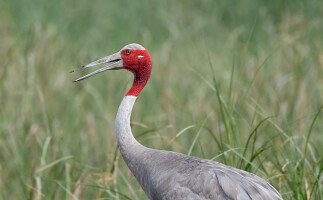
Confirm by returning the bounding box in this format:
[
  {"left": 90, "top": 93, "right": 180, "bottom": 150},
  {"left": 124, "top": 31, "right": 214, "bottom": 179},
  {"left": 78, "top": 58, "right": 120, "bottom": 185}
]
[{"left": 121, "top": 49, "right": 152, "bottom": 96}]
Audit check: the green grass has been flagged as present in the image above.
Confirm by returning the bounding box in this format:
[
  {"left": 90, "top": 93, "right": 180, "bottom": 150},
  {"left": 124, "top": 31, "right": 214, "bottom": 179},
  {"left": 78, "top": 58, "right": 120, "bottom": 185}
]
[{"left": 0, "top": 0, "right": 322, "bottom": 199}]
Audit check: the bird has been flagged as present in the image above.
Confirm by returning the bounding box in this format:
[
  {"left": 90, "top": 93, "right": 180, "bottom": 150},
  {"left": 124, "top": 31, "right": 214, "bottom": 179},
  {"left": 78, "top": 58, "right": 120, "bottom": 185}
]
[{"left": 71, "top": 43, "right": 283, "bottom": 200}]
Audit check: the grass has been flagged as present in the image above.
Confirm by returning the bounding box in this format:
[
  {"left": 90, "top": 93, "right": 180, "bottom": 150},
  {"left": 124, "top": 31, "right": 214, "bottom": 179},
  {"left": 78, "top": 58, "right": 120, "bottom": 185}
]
[{"left": 0, "top": 0, "right": 322, "bottom": 199}]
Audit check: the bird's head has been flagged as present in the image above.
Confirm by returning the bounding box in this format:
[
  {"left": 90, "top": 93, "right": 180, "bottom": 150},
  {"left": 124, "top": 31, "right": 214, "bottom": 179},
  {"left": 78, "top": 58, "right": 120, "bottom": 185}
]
[{"left": 71, "top": 43, "right": 152, "bottom": 96}]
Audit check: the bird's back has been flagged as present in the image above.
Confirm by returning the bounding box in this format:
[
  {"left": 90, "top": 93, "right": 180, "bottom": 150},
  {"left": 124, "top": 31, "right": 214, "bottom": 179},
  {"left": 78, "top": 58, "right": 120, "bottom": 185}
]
[{"left": 128, "top": 148, "right": 282, "bottom": 200}]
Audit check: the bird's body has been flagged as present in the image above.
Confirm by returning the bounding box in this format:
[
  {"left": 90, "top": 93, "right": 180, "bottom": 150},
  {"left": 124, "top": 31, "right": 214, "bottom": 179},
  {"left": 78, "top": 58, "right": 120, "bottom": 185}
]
[
  {"left": 71, "top": 43, "right": 283, "bottom": 200},
  {"left": 116, "top": 96, "right": 282, "bottom": 200}
]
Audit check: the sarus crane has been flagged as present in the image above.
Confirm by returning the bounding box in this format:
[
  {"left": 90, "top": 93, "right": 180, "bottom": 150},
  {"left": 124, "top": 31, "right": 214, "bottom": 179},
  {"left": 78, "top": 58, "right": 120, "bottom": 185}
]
[{"left": 71, "top": 43, "right": 283, "bottom": 200}]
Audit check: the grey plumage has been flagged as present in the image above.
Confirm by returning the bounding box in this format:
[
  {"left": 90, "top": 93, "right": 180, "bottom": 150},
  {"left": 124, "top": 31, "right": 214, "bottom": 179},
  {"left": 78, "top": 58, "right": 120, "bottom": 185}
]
[{"left": 116, "top": 96, "right": 283, "bottom": 200}]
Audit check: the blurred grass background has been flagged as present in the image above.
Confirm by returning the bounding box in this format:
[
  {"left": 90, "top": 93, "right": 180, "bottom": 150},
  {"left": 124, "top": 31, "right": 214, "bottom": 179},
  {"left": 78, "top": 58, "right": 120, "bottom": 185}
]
[{"left": 0, "top": 0, "right": 323, "bottom": 199}]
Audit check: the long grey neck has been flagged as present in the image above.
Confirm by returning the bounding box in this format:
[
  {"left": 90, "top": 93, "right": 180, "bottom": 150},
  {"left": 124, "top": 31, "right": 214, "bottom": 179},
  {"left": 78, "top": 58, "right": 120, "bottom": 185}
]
[{"left": 115, "top": 96, "right": 146, "bottom": 170}]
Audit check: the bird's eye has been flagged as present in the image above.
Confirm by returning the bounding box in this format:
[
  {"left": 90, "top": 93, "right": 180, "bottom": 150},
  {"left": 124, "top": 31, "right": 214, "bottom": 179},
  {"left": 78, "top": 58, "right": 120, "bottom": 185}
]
[{"left": 125, "top": 49, "right": 132, "bottom": 55}]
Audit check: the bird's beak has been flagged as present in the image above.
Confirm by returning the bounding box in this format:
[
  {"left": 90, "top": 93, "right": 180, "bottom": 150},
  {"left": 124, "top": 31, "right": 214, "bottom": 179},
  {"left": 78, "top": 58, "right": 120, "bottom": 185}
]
[{"left": 70, "top": 52, "right": 123, "bottom": 82}]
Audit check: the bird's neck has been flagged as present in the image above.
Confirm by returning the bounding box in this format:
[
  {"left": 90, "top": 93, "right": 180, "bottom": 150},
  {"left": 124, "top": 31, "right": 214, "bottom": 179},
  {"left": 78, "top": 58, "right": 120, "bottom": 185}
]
[
  {"left": 126, "top": 72, "right": 150, "bottom": 96},
  {"left": 115, "top": 96, "right": 145, "bottom": 168}
]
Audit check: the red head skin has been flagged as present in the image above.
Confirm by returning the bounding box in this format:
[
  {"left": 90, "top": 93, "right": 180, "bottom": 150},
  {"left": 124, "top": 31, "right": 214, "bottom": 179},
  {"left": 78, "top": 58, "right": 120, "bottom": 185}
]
[{"left": 121, "top": 49, "right": 152, "bottom": 96}]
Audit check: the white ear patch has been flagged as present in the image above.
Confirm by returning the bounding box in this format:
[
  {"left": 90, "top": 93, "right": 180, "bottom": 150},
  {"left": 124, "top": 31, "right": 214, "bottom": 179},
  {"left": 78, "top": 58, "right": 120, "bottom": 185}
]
[{"left": 138, "top": 55, "right": 144, "bottom": 59}]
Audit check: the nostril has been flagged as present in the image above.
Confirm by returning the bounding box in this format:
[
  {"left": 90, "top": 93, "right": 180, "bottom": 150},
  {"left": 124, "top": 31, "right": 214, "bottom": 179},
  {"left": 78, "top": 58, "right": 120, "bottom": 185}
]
[
  {"left": 108, "top": 58, "right": 121, "bottom": 63},
  {"left": 138, "top": 55, "right": 144, "bottom": 59}
]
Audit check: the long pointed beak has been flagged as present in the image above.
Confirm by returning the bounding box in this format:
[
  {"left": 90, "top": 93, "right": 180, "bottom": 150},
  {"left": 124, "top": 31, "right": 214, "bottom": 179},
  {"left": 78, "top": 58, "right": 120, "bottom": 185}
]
[{"left": 70, "top": 52, "right": 123, "bottom": 82}]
